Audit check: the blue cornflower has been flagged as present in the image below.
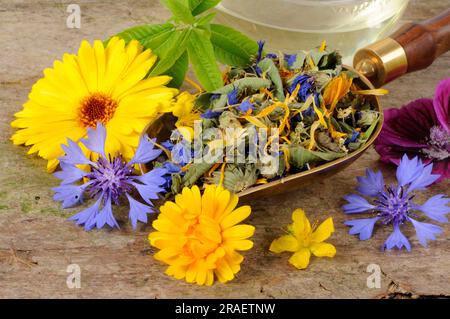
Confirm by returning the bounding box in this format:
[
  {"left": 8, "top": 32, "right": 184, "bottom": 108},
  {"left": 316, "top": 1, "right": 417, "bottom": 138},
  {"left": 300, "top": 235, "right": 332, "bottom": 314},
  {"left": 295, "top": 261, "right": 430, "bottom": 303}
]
[
  {"left": 256, "top": 40, "right": 265, "bottom": 63},
  {"left": 53, "top": 123, "right": 167, "bottom": 231},
  {"left": 345, "top": 131, "right": 360, "bottom": 145},
  {"left": 237, "top": 100, "right": 254, "bottom": 114},
  {"left": 201, "top": 110, "right": 222, "bottom": 119},
  {"left": 343, "top": 154, "right": 449, "bottom": 251},
  {"left": 284, "top": 54, "right": 297, "bottom": 68},
  {"left": 171, "top": 139, "right": 192, "bottom": 166},
  {"left": 288, "top": 74, "right": 318, "bottom": 103},
  {"left": 266, "top": 53, "right": 278, "bottom": 59},
  {"left": 227, "top": 86, "right": 239, "bottom": 105}
]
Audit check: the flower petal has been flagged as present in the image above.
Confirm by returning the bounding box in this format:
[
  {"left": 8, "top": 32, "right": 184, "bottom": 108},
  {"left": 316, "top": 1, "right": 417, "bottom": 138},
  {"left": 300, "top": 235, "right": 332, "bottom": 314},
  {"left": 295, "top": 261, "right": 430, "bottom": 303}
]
[
  {"left": 396, "top": 154, "right": 423, "bottom": 188},
  {"left": 309, "top": 242, "right": 336, "bottom": 257},
  {"left": 344, "top": 217, "right": 380, "bottom": 240},
  {"left": 80, "top": 122, "right": 107, "bottom": 157},
  {"left": 52, "top": 183, "right": 86, "bottom": 208},
  {"left": 310, "top": 217, "right": 334, "bottom": 243},
  {"left": 407, "top": 161, "right": 440, "bottom": 192},
  {"left": 68, "top": 197, "right": 102, "bottom": 231},
  {"left": 383, "top": 224, "right": 411, "bottom": 252},
  {"left": 53, "top": 162, "right": 87, "bottom": 185},
  {"left": 127, "top": 194, "right": 154, "bottom": 230},
  {"left": 288, "top": 248, "right": 311, "bottom": 269},
  {"left": 60, "top": 138, "right": 92, "bottom": 165},
  {"left": 220, "top": 206, "right": 251, "bottom": 229},
  {"left": 290, "top": 208, "right": 311, "bottom": 237},
  {"left": 342, "top": 194, "right": 375, "bottom": 214},
  {"left": 132, "top": 182, "right": 164, "bottom": 205},
  {"left": 95, "top": 196, "right": 119, "bottom": 229},
  {"left": 222, "top": 224, "right": 255, "bottom": 240},
  {"left": 356, "top": 169, "right": 384, "bottom": 197},
  {"left": 415, "top": 194, "right": 450, "bottom": 223},
  {"left": 433, "top": 77, "right": 450, "bottom": 132},
  {"left": 269, "top": 235, "right": 298, "bottom": 253},
  {"left": 128, "top": 135, "right": 162, "bottom": 165},
  {"left": 134, "top": 167, "right": 167, "bottom": 186},
  {"left": 409, "top": 218, "right": 443, "bottom": 247}
]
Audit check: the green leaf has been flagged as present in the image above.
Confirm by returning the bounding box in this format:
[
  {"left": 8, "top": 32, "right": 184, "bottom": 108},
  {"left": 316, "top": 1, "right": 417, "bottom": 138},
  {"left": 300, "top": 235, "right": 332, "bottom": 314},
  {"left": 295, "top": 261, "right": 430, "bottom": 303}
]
[
  {"left": 160, "top": 0, "right": 195, "bottom": 24},
  {"left": 257, "top": 58, "right": 285, "bottom": 101},
  {"left": 189, "top": 0, "right": 203, "bottom": 10},
  {"left": 187, "top": 28, "right": 223, "bottom": 91},
  {"left": 288, "top": 145, "right": 344, "bottom": 168},
  {"left": 361, "top": 113, "right": 380, "bottom": 141},
  {"left": 210, "top": 24, "right": 259, "bottom": 67},
  {"left": 182, "top": 162, "right": 213, "bottom": 187},
  {"left": 164, "top": 51, "right": 189, "bottom": 88},
  {"left": 192, "top": 0, "right": 221, "bottom": 16},
  {"left": 114, "top": 23, "right": 174, "bottom": 45},
  {"left": 150, "top": 28, "right": 192, "bottom": 76},
  {"left": 212, "top": 77, "right": 271, "bottom": 94},
  {"left": 195, "top": 12, "right": 216, "bottom": 26}
]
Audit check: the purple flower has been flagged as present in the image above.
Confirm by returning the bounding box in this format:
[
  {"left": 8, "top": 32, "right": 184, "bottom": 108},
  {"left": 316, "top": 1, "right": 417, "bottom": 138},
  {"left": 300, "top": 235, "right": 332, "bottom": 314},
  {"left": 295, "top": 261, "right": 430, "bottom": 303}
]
[
  {"left": 227, "top": 86, "right": 239, "bottom": 105},
  {"left": 375, "top": 78, "right": 450, "bottom": 181},
  {"left": 237, "top": 100, "right": 254, "bottom": 114},
  {"left": 53, "top": 123, "right": 167, "bottom": 231},
  {"left": 201, "top": 110, "right": 222, "bottom": 119},
  {"left": 343, "top": 154, "right": 449, "bottom": 251}
]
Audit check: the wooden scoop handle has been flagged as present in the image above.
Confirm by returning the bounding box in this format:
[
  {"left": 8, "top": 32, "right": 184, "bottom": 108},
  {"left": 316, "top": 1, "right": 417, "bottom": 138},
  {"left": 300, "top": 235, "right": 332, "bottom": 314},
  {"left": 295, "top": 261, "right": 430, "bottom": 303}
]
[
  {"left": 354, "top": 9, "right": 450, "bottom": 87},
  {"left": 393, "top": 8, "right": 450, "bottom": 72}
]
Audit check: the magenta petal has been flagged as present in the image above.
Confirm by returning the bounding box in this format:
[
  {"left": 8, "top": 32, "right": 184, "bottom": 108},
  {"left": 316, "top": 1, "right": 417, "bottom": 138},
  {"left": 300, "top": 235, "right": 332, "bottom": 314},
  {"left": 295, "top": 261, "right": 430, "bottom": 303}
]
[
  {"left": 433, "top": 77, "right": 450, "bottom": 133},
  {"left": 375, "top": 98, "right": 438, "bottom": 164}
]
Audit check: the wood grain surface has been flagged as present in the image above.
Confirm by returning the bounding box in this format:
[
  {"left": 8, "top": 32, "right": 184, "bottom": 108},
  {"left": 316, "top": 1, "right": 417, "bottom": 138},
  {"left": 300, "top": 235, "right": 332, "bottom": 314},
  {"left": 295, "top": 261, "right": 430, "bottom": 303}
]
[{"left": 0, "top": 0, "right": 449, "bottom": 298}]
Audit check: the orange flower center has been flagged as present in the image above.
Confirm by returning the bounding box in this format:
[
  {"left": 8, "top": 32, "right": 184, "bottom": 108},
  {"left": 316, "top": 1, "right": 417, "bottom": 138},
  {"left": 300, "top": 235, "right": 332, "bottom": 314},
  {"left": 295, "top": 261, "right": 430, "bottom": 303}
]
[{"left": 79, "top": 93, "right": 118, "bottom": 127}]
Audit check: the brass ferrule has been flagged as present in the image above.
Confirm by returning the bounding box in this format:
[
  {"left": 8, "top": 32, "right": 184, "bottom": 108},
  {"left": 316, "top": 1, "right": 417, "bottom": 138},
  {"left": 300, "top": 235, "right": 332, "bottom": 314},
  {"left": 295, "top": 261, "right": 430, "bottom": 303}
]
[{"left": 353, "top": 37, "right": 408, "bottom": 88}]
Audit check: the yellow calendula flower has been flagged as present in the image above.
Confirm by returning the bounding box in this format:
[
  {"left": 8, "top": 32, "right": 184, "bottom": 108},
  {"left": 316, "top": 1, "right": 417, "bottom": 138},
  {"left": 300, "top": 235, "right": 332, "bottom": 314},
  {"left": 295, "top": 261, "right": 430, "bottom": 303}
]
[
  {"left": 149, "top": 184, "right": 255, "bottom": 286},
  {"left": 322, "top": 72, "right": 353, "bottom": 115},
  {"left": 270, "top": 208, "right": 336, "bottom": 269},
  {"left": 11, "top": 36, "right": 178, "bottom": 172}
]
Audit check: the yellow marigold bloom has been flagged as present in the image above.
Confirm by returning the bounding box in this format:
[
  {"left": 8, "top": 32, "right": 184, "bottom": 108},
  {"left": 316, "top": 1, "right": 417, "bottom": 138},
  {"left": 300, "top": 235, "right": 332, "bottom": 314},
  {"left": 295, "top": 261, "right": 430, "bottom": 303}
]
[
  {"left": 149, "top": 184, "right": 255, "bottom": 286},
  {"left": 322, "top": 72, "right": 353, "bottom": 115},
  {"left": 11, "top": 37, "right": 178, "bottom": 172},
  {"left": 270, "top": 209, "right": 336, "bottom": 269}
]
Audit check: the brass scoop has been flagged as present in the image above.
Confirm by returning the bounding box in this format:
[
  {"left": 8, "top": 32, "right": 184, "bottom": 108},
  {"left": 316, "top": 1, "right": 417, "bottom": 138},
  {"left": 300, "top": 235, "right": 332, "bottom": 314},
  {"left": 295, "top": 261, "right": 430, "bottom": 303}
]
[{"left": 145, "top": 9, "right": 450, "bottom": 201}]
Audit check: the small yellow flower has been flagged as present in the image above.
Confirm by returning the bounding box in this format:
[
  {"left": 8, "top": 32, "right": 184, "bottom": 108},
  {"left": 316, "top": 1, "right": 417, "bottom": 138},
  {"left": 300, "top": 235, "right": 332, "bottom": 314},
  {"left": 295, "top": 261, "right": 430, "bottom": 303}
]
[
  {"left": 270, "top": 209, "right": 336, "bottom": 269},
  {"left": 149, "top": 184, "right": 255, "bottom": 286}
]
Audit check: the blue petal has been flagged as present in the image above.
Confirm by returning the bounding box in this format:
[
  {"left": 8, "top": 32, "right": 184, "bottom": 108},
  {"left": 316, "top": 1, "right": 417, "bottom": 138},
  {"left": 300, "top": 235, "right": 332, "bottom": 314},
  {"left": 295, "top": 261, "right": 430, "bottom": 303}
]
[
  {"left": 407, "top": 162, "right": 440, "bottom": 192},
  {"left": 284, "top": 53, "right": 297, "bottom": 67},
  {"left": 129, "top": 135, "right": 162, "bottom": 165},
  {"left": 53, "top": 162, "right": 87, "bottom": 185},
  {"left": 80, "top": 122, "right": 106, "bottom": 157},
  {"left": 396, "top": 154, "right": 423, "bottom": 188},
  {"left": 134, "top": 167, "right": 167, "bottom": 186},
  {"left": 163, "top": 161, "right": 181, "bottom": 174},
  {"left": 132, "top": 182, "right": 164, "bottom": 205},
  {"left": 52, "top": 183, "right": 87, "bottom": 208},
  {"left": 344, "top": 217, "right": 380, "bottom": 240},
  {"left": 356, "top": 169, "right": 384, "bottom": 197},
  {"left": 201, "top": 110, "right": 222, "bottom": 119},
  {"left": 342, "top": 194, "right": 375, "bottom": 214},
  {"left": 416, "top": 194, "right": 450, "bottom": 223},
  {"left": 68, "top": 197, "right": 102, "bottom": 231},
  {"left": 127, "top": 194, "right": 154, "bottom": 230},
  {"left": 227, "top": 87, "right": 239, "bottom": 105},
  {"left": 383, "top": 224, "right": 411, "bottom": 252},
  {"left": 95, "top": 196, "right": 119, "bottom": 230},
  {"left": 237, "top": 100, "right": 254, "bottom": 113},
  {"left": 409, "top": 218, "right": 442, "bottom": 247},
  {"left": 256, "top": 40, "right": 265, "bottom": 62},
  {"left": 171, "top": 141, "right": 192, "bottom": 166},
  {"left": 60, "top": 138, "right": 92, "bottom": 165}
]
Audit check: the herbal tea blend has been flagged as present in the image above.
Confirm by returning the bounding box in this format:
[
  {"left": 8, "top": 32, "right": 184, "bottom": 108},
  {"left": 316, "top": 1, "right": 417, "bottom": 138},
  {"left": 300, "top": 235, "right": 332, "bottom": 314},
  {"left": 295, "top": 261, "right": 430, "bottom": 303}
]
[{"left": 166, "top": 42, "right": 384, "bottom": 194}]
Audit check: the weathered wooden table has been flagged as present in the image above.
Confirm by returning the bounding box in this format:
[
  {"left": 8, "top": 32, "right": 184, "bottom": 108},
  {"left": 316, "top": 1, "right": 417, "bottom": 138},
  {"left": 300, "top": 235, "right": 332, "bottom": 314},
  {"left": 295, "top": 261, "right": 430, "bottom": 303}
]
[{"left": 0, "top": 0, "right": 449, "bottom": 298}]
